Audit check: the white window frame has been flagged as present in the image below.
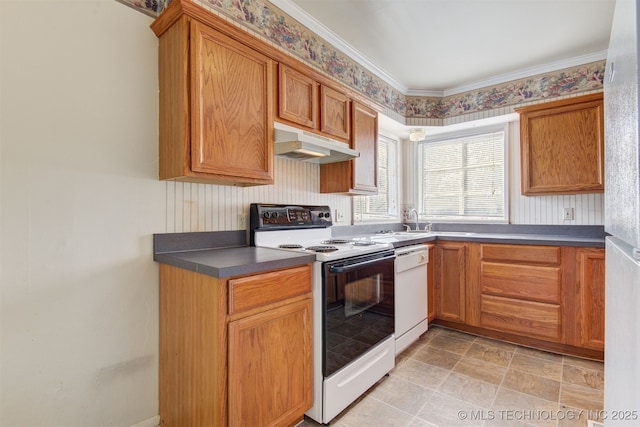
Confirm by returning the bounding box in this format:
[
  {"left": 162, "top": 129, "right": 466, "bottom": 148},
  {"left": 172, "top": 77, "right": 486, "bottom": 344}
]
[
  {"left": 416, "top": 124, "right": 509, "bottom": 223},
  {"left": 353, "top": 133, "right": 400, "bottom": 223}
]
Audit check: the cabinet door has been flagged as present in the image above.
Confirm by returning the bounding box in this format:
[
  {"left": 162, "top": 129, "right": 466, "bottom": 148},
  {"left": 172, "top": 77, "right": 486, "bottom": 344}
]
[
  {"left": 191, "top": 21, "right": 274, "bottom": 183},
  {"left": 228, "top": 298, "right": 313, "bottom": 427},
  {"left": 320, "top": 85, "right": 350, "bottom": 140},
  {"left": 351, "top": 101, "right": 378, "bottom": 193},
  {"left": 517, "top": 93, "right": 604, "bottom": 195},
  {"left": 435, "top": 242, "right": 467, "bottom": 323},
  {"left": 576, "top": 248, "right": 605, "bottom": 350},
  {"left": 319, "top": 100, "right": 378, "bottom": 194},
  {"left": 278, "top": 64, "right": 318, "bottom": 129},
  {"left": 427, "top": 244, "right": 436, "bottom": 322}
]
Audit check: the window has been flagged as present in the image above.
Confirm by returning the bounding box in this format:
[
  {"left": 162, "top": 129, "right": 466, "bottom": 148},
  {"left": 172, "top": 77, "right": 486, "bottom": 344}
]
[
  {"left": 354, "top": 134, "right": 399, "bottom": 221},
  {"left": 417, "top": 126, "right": 507, "bottom": 222}
]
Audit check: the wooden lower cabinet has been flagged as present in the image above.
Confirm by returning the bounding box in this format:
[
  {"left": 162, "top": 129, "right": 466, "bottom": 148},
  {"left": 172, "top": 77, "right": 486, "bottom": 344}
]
[
  {"left": 575, "top": 247, "right": 606, "bottom": 350},
  {"left": 159, "top": 263, "right": 313, "bottom": 427},
  {"left": 435, "top": 242, "right": 467, "bottom": 323},
  {"left": 474, "top": 244, "right": 563, "bottom": 341},
  {"left": 228, "top": 299, "right": 312, "bottom": 427},
  {"left": 433, "top": 241, "right": 604, "bottom": 359},
  {"left": 427, "top": 244, "right": 436, "bottom": 322}
]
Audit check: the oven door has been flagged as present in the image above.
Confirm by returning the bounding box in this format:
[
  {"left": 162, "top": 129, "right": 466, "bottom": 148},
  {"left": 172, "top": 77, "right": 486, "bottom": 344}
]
[{"left": 322, "top": 250, "right": 395, "bottom": 377}]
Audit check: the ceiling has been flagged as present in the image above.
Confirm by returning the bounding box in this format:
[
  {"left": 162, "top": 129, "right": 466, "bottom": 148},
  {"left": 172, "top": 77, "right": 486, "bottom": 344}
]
[{"left": 275, "top": 0, "right": 615, "bottom": 95}]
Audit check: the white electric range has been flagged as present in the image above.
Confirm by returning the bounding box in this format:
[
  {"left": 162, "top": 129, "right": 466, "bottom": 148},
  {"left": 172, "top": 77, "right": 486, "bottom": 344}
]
[
  {"left": 252, "top": 227, "right": 393, "bottom": 261},
  {"left": 250, "top": 203, "right": 396, "bottom": 424}
]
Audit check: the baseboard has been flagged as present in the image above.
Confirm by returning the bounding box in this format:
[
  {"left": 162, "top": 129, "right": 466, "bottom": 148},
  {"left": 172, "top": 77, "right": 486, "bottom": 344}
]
[{"left": 130, "top": 415, "right": 160, "bottom": 427}]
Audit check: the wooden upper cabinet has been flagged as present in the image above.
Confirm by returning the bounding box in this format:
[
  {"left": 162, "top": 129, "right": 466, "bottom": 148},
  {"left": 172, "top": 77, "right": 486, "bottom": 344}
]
[
  {"left": 278, "top": 64, "right": 318, "bottom": 129},
  {"left": 191, "top": 22, "right": 274, "bottom": 183},
  {"left": 276, "top": 63, "right": 350, "bottom": 142},
  {"left": 319, "top": 101, "right": 378, "bottom": 194},
  {"left": 320, "top": 85, "right": 350, "bottom": 140},
  {"left": 516, "top": 93, "right": 604, "bottom": 195},
  {"left": 153, "top": 2, "right": 274, "bottom": 186},
  {"left": 351, "top": 101, "right": 378, "bottom": 193}
]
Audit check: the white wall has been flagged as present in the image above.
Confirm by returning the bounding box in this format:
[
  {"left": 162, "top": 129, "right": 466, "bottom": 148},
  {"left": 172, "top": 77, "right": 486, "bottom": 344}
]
[
  {"left": 163, "top": 157, "right": 353, "bottom": 232},
  {"left": 1, "top": 1, "right": 162, "bottom": 425}
]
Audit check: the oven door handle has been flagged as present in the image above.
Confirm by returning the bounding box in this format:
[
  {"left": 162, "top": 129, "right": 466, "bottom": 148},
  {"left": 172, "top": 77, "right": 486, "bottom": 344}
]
[{"left": 328, "top": 254, "right": 396, "bottom": 273}]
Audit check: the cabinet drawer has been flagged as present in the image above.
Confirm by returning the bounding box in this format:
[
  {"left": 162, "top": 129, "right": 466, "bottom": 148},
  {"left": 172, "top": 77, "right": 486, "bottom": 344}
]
[
  {"left": 481, "top": 262, "right": 561, "bottom": 304},
  {"left": 481, "top": 244, "right": 560, "bottom": 264},
  {"left": 229, "top": 265, "right": 312, "bottom": 315},
  {"left": 480, "top": 295, "right": 561, "bottom": 340}
]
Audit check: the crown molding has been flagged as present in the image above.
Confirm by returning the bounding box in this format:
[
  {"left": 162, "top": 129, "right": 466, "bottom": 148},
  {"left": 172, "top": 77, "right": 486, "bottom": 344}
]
[
  {"left": 268, "top": 0, "right": 410, "bottom": 93},
  {"left": 269, "top": 0, "right": 607, "bottom": 99}
]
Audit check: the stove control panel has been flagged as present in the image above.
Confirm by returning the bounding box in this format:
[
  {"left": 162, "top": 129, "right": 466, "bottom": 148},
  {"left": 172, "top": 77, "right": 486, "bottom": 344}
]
[{"left": 250, "top": 203, "right": 332, "bottom": 230}]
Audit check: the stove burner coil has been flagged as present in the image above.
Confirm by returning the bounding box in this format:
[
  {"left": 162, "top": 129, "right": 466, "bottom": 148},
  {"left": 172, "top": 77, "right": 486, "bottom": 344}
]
[
  {"left": 279, "top": 244, "right": 304, "bottom": 249},
  {"left": 306, "top": 245, "right": 339, "bottom": 253},
  {"left": 323, "top": 239, "right": 352, "bottom": 245}
]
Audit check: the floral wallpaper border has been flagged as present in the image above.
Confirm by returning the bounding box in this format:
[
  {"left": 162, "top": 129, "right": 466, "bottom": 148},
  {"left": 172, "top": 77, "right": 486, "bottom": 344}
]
[{"left": 120, "top": 0, "right": 605, "bottom": 120}]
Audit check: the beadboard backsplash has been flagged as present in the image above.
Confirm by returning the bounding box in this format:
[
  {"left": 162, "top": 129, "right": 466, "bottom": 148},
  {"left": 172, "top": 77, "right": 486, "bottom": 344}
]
[{"left": 163, "top": 157, "right": 352, "bottom": 233}]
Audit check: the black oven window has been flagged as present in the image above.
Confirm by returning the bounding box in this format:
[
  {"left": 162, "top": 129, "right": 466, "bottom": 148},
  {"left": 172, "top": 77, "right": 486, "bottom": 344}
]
[{"left": 323, "top": 256, "right": 394, "bottom": 377}]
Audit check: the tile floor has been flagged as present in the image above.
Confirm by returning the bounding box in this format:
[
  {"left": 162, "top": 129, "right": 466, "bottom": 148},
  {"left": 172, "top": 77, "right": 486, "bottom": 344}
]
[{"left": 299, "top": 326, "right": 604, "bottom": 427}]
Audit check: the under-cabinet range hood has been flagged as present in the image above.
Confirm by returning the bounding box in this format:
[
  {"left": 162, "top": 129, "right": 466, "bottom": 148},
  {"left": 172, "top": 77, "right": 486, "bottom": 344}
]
[{"left": 274, "top": 122, "right": 359, "bottom": 163}]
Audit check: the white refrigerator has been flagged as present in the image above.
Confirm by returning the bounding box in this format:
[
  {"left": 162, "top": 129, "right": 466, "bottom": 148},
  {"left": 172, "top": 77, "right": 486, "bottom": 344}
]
[{"left": 604, "top": 0, "right": 640, "bottom": 423}]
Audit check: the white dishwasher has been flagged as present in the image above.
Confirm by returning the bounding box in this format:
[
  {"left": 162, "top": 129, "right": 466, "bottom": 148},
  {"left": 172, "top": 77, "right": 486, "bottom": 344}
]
[{"left": 395, "top": 244, "right": 429, "bottom": 355}]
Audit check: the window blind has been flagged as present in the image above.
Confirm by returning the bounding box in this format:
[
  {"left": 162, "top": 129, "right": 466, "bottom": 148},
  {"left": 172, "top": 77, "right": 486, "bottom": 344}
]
[{"left": 419, "top": 129, "right": 506, "bottom": 221}]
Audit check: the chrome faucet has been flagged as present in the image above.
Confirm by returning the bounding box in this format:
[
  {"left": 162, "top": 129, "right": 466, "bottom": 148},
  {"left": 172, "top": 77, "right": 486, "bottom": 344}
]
[{"left": 408, "top": 208, "right": 419, "bottom": 231}]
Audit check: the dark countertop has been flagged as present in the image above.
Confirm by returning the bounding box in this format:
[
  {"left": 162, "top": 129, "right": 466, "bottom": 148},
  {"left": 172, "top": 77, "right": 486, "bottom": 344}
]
[
  {"left": 154, "top": 246, "right": 316, "bottom": 278},
  {"left": 153, "top": 231, "right": 316, "bottom": 278},
  {"left": 153, "top": 225, "right": 605, "bottom": 279},
  {"left": 335, "top": 223, "right": 607, "bottom": 249},
  {"left": 359, "top": 231, "right": 606, "bottom": 248}
]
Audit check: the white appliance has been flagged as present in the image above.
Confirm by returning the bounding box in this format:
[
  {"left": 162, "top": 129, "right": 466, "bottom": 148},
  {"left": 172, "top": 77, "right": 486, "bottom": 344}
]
[
  {"left": 604, "top": 0, "right": 640, "bottom": 421},
  {"left": 274, "top": 121, "right": 360, "bottom": 163},
  {"left": 250, "top": 204, "right": 396, "bottom": 425},
  {"left": 394, "top": 244, "right": 429, "bottom": 355}
]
